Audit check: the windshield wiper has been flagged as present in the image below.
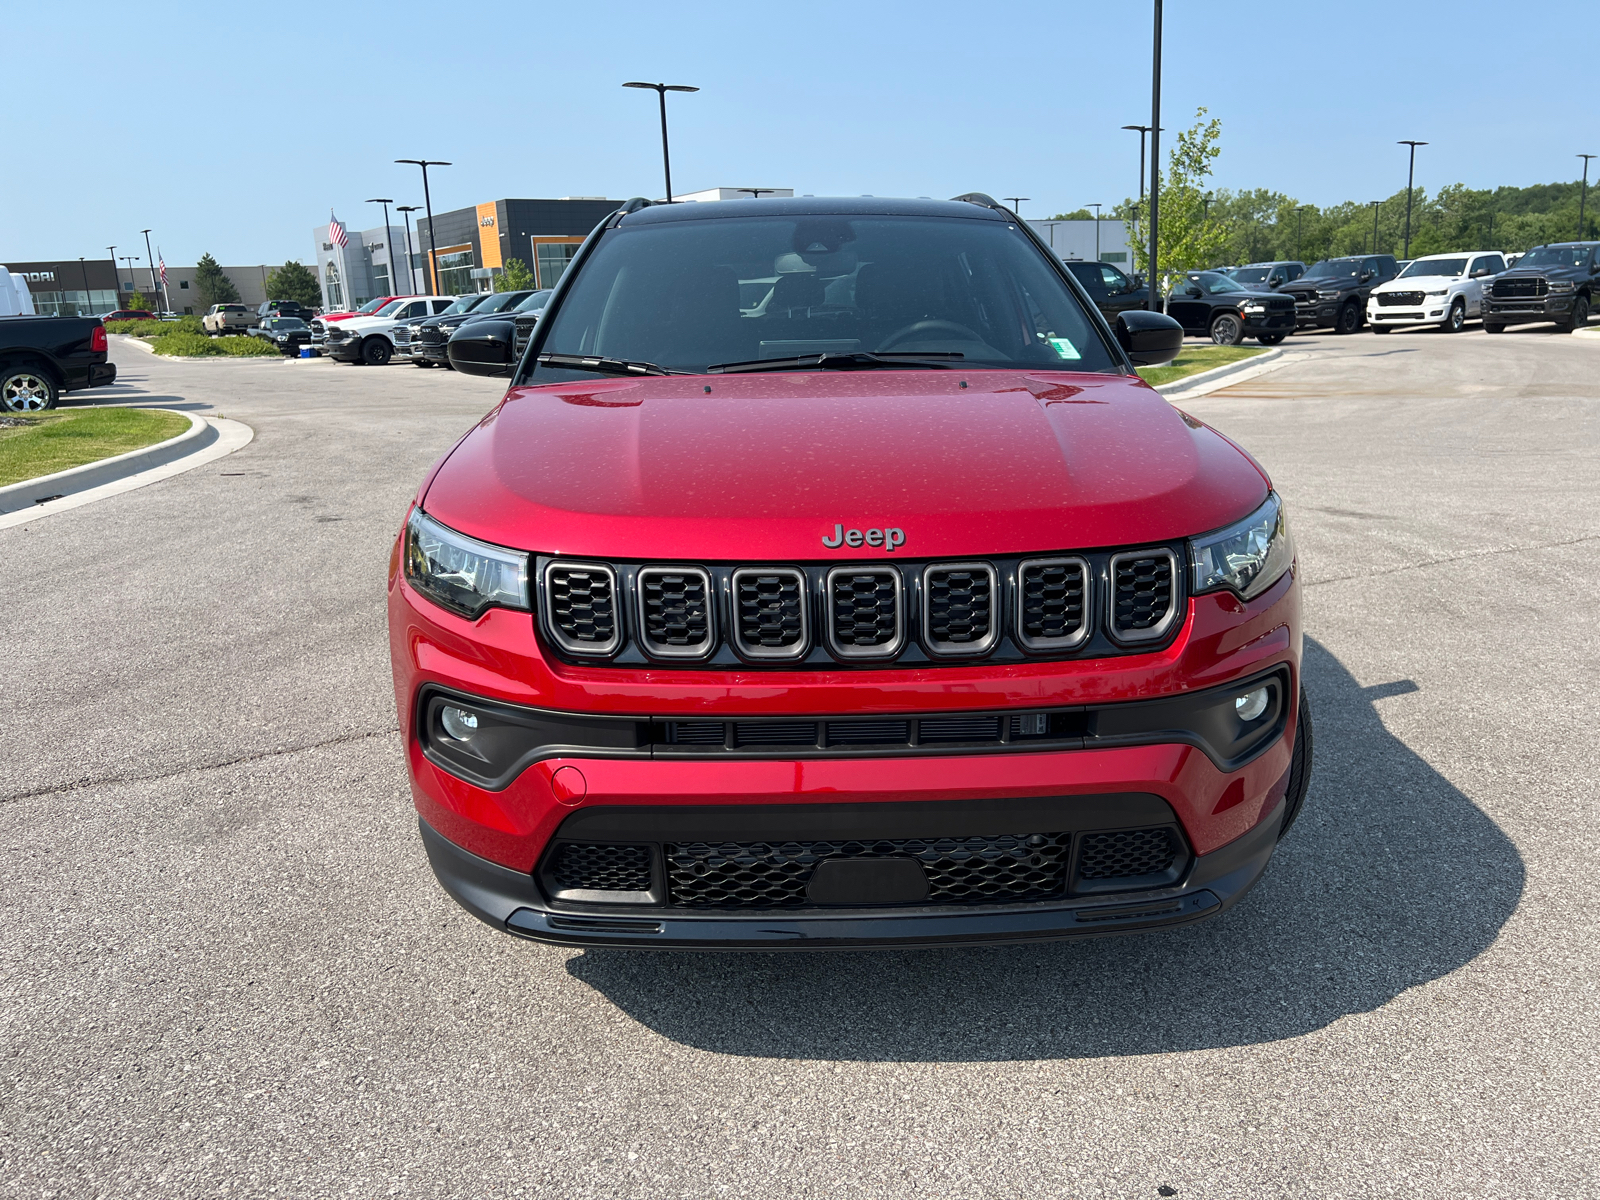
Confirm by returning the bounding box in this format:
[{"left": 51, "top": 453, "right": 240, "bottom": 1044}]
[
  {"left": 707, "top": 351, "right": 964, "bottom": 374},
  {"left": 537, "top": 353, "right": 683, "bottom": 377}
]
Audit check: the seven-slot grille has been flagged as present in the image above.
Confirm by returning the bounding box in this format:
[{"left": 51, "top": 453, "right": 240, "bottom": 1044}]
[
  {"left": 636, "top": 567, "right": 713, "bottom": 658},
  {"left": 1491, "top": 277, "right": 1547, "bottom": 299},
  {"left": 826, "top": 567, "right": 904, "bottom": 658},
  {"left": 922, "top": 563, "right": 997, "bottom": 655},
  {"left": 1378, "top": 291, "right": 1425, "bottom": 306},
  {"left": 543, "top": 563, "right": 621, "bottom": 655},
  {"left": 732, "top": 567, "right": 807, "bottom": 658},
  {"left": 1016, "top": 557, "right": 1090, "bottom": 650},
  {"left": 1109, "top": 550, "right": 1177, "bottom": 642}
]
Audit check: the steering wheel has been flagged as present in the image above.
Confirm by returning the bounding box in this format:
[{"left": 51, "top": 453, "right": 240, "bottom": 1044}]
[{"left": 877, "top": 319, "right": 983, "bottom": 351}]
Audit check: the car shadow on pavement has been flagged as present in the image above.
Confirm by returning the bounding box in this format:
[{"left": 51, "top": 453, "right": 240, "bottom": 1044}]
[{"left": 565, "top": 637, "right": 1525, "bottom": 1061}]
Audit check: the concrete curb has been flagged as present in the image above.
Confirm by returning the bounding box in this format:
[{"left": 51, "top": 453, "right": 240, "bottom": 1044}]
[
  {"left": 113, "top": 334, "right": 156, "bottom": 355},
  {"left": 0, "top": 410, "right": 254, "bottom": 528},
  {"left": 1154, "top": 347, "right": 1284, "bottom": 397},
  {"left": 1572, "top": 326, "right": 1600, "bottom": 341}
]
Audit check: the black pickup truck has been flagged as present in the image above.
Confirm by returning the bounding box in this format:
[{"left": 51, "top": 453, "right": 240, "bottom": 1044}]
[
  {"left": 1281, "top": 254, "right": 1399, "bottom": 334},
  {"left": 1, "top": 315, "right": 117, "bottom": 412},
  {"left": 1481, "top": 242, "right": 1599, "bottom": 333}
]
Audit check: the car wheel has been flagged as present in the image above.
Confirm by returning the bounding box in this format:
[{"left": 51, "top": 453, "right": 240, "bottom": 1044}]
[
  {"left": 1209, "top": 312, "right": 1244, "bottom": 346},
  {"left": 1, "top": 365, "right": 59, "bottom": 412},
  {"left": 1278, "top": 689, "right": 1314, "bottom": 842},
  {"left": 360, "top": 338, "right": 393, "bottom": 366},
  {"left": 1484, "top": 322, "right": 1505, "bottom": 334},
  {"left": 1335, "top": 301, "right": 1361, "bottom": 335},
  {"left": 1444, "top": 299, "right": 1466, "bottom": 333},
  {"left": 1255, "top": 332, "right": 1286, "bottom": 345},
  {"left": 1371, "top": 324, "right": 1392, "bottom": 334},
  {"left": 1560, "top": 295, "right": 1590, "bottom": 333}
]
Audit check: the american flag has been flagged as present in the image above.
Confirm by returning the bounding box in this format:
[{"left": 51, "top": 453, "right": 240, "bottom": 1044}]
[
  {"left": 328, "top": 213, "right": 349, "bottom": 248},
  {"left": 159, "top": 255, "right": 167, "bottom": 285}
]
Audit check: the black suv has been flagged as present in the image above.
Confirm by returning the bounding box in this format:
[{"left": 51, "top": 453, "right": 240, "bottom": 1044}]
[
  {"left": 409, "top": 291, "right": 537, "bottom": 368},
  {"left": 257, "top": 300, "right": 314, "bottom": 322},
  {"left": 1062, "top": 260, "right": 1149, "bottom": 322},
  {"left": 1481, "top": 242, "right": 1598, "bottom": 333},
  {"left": 1165, "top": 271, "right": 1297, "bottom": 345},
  {"left": 1282, "top": 255, "right": 1398, "bottom": 333},
  {"left": 1229, "top": 261, "right": 1305, "bottom": 290}
]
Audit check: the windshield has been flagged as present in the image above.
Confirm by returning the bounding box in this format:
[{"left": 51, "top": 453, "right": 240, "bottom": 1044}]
[
  {"left": 356, "top": 297, "right": 394, "bottom": 315},
  {"left": 513, "top": 289, "right": 553, "bottom": 313},
  {"left": 473, "top": 291, "right": 531, "bottom": 315},
  {"left": 1190, "top": 272, "right": 1246, "bottom": 294},
  {"left": 272, "top": 318, "right": 307, "bottom": 330},
  {"left": 1303, "top": 259, "right": 1362, "bottom": 280},
  {"left": 441, "top": 294, "right": 489, "bottom": 316},
  {"left": 1399, "top": 257, "right": 1468, "bottom": 279},
  {"left": 530, "top": 214, "right": 1117, "bottom": 380},
  {"left": 1518, "top": 245, "right": 1593, "bottom": 269},
  {"left": 1231, "top": 267, "right": 1270, "bottom": 284},
  {"left": 373, "top": 299, "right": 406, "bottom": 317}
]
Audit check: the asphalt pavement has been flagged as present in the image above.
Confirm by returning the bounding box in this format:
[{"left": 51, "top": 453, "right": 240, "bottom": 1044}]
[{"left": 3, "top": 325, "right": 1597, "bottom": 1199}]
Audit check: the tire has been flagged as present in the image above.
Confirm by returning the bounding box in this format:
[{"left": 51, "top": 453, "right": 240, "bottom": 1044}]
[
  {"left": 1255, "top": 332, "right": 1286, "bottom": 345},
  {"left": 1, "top": 364, "right": 59, "bottom": 412},
  {"left": 1443, "top": 299, "right": 1466, "bottom": 333},
  {"left": 1560, "top": 294, "right": 1590, "bottom": 333},
  {"left": 1209, "top": 312, "right": 1245, "bottom": 346},
  {"left": 1335, "top": 301, "right": 1361, "bottom": 335},
  {"left": 1484, "top": 322, "right": 1505, "bottom": 334},
  {"left": 1278, "top": 688, "right": 1314, "bottom": 842},
  {"left": 1371, "top": 324, "right": 1393, "bottom": 334},
  {"left": 359, "top": 337, "right": 393, "bottom": 366},
  {"left": 412, "top": 358, "right": 433, "bottom": 367}
]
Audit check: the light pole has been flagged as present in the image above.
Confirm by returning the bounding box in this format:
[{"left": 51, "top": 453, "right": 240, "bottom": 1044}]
[
  {"left": 1369, "top": 201, "right": 1381, "bottom": 255},
  {"left": 622, "top": 81, "right": 699, "bottom": 202},
  {"left": 1146, "top": 0, "right": 1164, "bottom": 314},
  {"left": 367, "top": 198, "right": 398, "bottom": 294},
  {"left": 396, "top": 206, "right": 420, "bottom": 293},
  {"left": 1003, "top": 197, "right": 1030, "bottom": 218},
  {"left": 78, "top": 257, "right": 91, "bottom": 316},
  {"left": 1122, "top": 125, "right": 1155, "bottom": 201},
  {"left": 1398, "top": 140, "right": 1427, "bottom": 259},
  {"left": 1296, "top": 205, "right": 1313, "bottom": 261},
  {"left": 120, "top": 257, "right": 141, "bottom": 303},
  {"left": 140, "top": 229, "right": 160, "bottom": 312},
  {"left": 396, "top": 160, "right": 450, "bottom": 295},
  {"left": 1088, "top": 203, "right": 1103, "bottom": 260},
  {"left": 1578, "top": 154, "right": 1596, "bottom": 241},
  {"left": 737, "top": 188, "right": 777, "bottom": 199},
  {"left": 107, "top": 246, "right": 119, "bottom": 303}
]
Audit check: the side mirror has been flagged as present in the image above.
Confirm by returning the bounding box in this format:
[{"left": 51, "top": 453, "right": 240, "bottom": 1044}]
[
  {"left": 1185, "top": 284, "right": 1203, "bottom": 298},
  {"left": 1115, "top": 310, "right": 1184, "bottom": 367},
  {"left": 1359, "top": 271, "right": 1374, "bottom": 282},
  {"left": 1471, "top": 268, "right": 1490, "bottom": 278},
  {"left": 447, "top": 319, "right": 516, "bottom": 377}
]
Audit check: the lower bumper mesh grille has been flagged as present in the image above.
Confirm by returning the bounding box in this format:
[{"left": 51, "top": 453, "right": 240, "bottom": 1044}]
[
  {"left": 549, "top": 844, "right": 652, "bottom": 892},
  {"left": 1078, "top": 828, "right": 1178, "bottom": 880}
]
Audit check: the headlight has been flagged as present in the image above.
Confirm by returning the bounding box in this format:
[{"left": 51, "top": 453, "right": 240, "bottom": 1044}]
[
  {"left": 1189, "top": 492, "right": 1294, "bottom": 601},
  {"left": 1242, "top": 303, "right": 1266, "bottom": 313},
  {"left": 404, "top": 509, "right": 529, "bottom": 619},
  {"left": 1424, "top": 288, "right": 1448, "bottom": 297},
  {"left": 1549, "top": 280, "right": 1575, "bottom": 293},
  {"left": 1317, "top": 289, "right": 1339, "bottom": 300}
]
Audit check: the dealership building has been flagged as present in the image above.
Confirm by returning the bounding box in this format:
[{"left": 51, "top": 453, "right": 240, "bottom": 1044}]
[{"left": 0, "top": 258, "right": 303, "bottom": 316}]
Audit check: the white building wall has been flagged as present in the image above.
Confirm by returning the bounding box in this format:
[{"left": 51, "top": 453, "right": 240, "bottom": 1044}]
[{"left": 1028, "top": 219, "right": 1137, "bottom": 266}]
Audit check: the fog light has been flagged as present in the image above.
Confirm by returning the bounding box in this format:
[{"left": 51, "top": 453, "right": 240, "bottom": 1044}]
[
  {"left": 441, "top": 705, "right": 479, "bottom": 740},
  {"left": 1235, "top": 687, "right": 1269, "bottom": 722}
]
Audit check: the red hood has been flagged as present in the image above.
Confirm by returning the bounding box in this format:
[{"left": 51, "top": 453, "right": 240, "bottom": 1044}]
[{"left": 422, "top": 370, "right": 1269, "bottom": 560}]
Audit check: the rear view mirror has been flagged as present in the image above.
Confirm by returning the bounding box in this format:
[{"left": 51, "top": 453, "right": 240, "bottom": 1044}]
[
  {"left": 1115, "top": 310, "right": 1184, "bottom": 367},
  {"left": 447, "top": 320, "right": 516, "bottom": 377}
]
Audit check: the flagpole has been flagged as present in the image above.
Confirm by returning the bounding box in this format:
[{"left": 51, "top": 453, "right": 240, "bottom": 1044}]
[{"left": 157, "top": 247, "right": 172, "bottom": 315}]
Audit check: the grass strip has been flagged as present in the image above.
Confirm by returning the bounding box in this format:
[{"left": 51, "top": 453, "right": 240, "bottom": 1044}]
[
  {"left": 0, "top": 407, "right": 192, "bottom": 488},
  {"left": 1136, "top": 344, "right": 1267, "bottom": 388}
]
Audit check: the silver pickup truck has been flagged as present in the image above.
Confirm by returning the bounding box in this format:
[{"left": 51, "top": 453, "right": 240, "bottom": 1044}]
[{"left": 201, "top": 303, "right": 255, "bottom": 335}]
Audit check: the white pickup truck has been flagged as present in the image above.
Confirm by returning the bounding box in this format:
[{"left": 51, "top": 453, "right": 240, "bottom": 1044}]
[
  {"left": 1366, "top": 251, "right": 1507, "bottom": 333},
  {"left": 202, "top": 303, "right": 256, "bottom": 335},
  {"left": 319, "top": 296, "right": 456, "bottom": 365}
]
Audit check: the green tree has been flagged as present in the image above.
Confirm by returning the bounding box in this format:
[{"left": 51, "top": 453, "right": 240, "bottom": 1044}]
[
  {"left": 263, "top": 260, "right": 321, "bottom": 308},
  {"left": 194, "top": 253, "right": 239, "bottom": 309},
  {"left": 1050, "top": 208, "right": 1094, "bottom": 221},
  {"left": 495, "top": 258, "right": 536, "bottom": 292},
  {"left": 127, "top": 291, "right": 151, "bottom": 311},
  {"left": 1122, "top": 108, "right": 1229, "bottom": 296}
]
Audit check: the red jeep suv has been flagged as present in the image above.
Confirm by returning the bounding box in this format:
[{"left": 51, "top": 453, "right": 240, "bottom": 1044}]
[{"left": 387, "top": 194, "right": 1310, "bottom": 949}]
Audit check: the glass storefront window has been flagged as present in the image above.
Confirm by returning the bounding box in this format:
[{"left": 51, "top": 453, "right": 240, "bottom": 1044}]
[
  {"left": 29, "top": 289, "right": 119, "bottom": 316},
  {"left": 536, "top": 243, "right": 579, "bottom": 288},
  {"left": 324, "top": 262, "right": 344, "bottom": 310},
  {"left": 371, "top": 265, "right": 391, "bottom": 296},
  {"left": 435, "top": 250, "right": 476, "bottom": 296}
]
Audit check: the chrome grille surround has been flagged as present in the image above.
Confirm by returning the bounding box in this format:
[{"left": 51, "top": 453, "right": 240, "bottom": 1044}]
[
  {"left": 541, "top": 561, "right": 622, "bottom": 656},
  {"left": 730, "top": 566, "right": 809, "bottom": 660},
  {"left": 1015, "top": 556, "right": 1091, "bottom": 652},
  {"left": 824, "top": 566, "right": 905, "bottom": 659},
  {"left": 635, "top": 566, "right": 715, "bottom": 660},
  {"left": 921, "top": 562, "right": 999, "bottom": 657},
  {"left": 1106, "top": 549, "right": 1180, "bottom": 644}
]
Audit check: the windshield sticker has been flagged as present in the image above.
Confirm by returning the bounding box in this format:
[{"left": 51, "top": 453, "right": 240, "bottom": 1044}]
[{"left": 1047, "top": 337, "right": 1081, "bottom": 361}]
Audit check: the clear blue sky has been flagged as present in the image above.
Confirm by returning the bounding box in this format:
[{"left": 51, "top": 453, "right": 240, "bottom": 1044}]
[{"left": 6, "top": 0, "right": 1594, "bottom": 267}]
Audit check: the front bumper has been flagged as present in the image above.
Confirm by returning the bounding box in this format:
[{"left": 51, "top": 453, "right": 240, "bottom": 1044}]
[
  {"left": 1292, "top": 300, "right": 1342, "bottom": 328},
  {"left": 1367, "top": 302, "right": 1450, "bottom": 326},
  {"left": 1482, "top": 294, "right": 1574, "bottom": 324},
  {"left": 322, "top": 336, "right": 361, "bottom": 362},
  {"left": 1241, "top": 311, "right": 1294, "bottom": 333}
]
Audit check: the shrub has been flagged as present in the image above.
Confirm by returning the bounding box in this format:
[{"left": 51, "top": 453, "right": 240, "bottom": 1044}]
[
  {"left": 216, "top": 336, "right": 280, "bottom": 357},
  {"left": 106, "top": 316, "right": 204, "bottom": 337},
  {"left": 149, "top": 331, "right": 222, "bottom": 357}
]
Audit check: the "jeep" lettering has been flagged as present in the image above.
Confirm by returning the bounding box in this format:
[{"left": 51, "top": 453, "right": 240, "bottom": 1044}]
[{"left": 822, "top": 524, "right": 905, "bottom": 552}]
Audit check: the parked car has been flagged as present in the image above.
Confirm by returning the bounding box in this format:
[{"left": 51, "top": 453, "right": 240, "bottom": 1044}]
[
  {"left": 1365, "top": 252, "right": 1507, "bottom": 333},
  {"left": 1061, "top": 261, "right": 1149, "bottom": 324},
  {"left": 0, "top": 315, "right": 116, "bottom": 412},
  {"left": 1164, "top": 271, "right": 1297, "bottom": 345},
  {"left": 322, "top": 296, "right": 456, "bottom": 365},
  {"left": 1480, "top": 242, "right": 1599, "bottom": 333},
  {"left": 1280, "top": 255, "right": 1399, "bottom": 333},
  {"left": 402, "top": 194, "right": 1312, "bottom": 952},
  {"left": 256, "top": 316, "right": 314, "bottom": 356},
  {"left": 102, "top": 309, "right": 154, "bottom": 322},
  {"left": 202, "top": 303, "right": 255, "bottom": 335},
  {"left": 257, "top": 300, "right": 314, "bottom": 323},
  {"left": 410, "top": 292, "right": 546, "bottom": 368},
  {"left": 1229, "top": 261, "right": 1305, "bottom": 290}
]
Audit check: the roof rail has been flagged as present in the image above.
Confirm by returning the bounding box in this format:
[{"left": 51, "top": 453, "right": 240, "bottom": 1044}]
[
  {"left": 606, "top": 196, "right": 655, "bottom": 229},
  {"left": 950, "top": 192, "right": 1010, "bottom": 215}
]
